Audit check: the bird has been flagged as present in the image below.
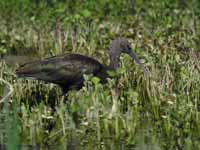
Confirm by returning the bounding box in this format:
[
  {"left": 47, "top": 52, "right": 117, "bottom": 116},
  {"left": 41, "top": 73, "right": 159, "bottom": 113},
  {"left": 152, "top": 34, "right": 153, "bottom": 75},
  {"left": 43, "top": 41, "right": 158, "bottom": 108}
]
[{"left": 16, "top": 37, "right": 149, "bottom": 94}]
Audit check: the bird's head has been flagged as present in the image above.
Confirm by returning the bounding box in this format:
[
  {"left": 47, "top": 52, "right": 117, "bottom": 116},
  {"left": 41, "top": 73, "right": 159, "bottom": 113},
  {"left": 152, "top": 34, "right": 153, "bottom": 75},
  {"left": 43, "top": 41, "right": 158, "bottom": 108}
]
[
  {"left": 109, "top": 37, "right": 149, "bottom": 76},
  {"left": 109, "top": 37, "right": 132, "bottom": 57}
]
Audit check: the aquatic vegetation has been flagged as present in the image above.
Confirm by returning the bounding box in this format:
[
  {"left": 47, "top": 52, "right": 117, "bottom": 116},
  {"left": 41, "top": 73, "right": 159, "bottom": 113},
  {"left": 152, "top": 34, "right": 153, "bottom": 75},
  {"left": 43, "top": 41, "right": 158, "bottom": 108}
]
[{"left": 0, "top": 0, "right": 200, "bottom": 149}]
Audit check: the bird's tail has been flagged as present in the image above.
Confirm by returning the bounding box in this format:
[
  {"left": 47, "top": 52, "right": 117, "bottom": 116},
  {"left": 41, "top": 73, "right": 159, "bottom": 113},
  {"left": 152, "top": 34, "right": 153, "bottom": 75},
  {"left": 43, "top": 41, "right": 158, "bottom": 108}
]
[{"left": 16, "top": 61, "right": 41, "bottom": 78}]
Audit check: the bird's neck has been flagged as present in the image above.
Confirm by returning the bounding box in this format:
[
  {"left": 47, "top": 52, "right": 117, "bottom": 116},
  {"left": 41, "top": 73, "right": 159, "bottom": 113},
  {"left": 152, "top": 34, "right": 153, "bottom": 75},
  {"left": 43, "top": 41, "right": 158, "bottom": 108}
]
[{"left": 109, "top": 56, "right": 120, "bottom": 70}]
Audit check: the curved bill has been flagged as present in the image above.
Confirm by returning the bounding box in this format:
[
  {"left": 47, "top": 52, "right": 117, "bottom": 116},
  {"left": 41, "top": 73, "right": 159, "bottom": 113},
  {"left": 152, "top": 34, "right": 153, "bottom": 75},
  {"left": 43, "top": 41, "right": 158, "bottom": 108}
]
[{"left": 128, "top": 49, "right": 150, "bottom": 77}]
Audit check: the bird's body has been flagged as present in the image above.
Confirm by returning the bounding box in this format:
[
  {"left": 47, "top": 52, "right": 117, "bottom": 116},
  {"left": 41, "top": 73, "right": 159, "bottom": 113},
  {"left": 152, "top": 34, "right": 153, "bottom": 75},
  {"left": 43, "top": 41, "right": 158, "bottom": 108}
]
[
  {"left": 16, "top": 53, "right": 110, "bottom": 93},
  {"left": 16, "top": 38, "right": 149, "bottom": 94}
]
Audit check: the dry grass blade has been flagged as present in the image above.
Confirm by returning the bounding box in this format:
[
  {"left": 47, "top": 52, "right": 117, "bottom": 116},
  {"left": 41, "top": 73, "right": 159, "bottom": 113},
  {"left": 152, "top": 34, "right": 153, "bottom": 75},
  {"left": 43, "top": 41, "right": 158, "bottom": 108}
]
[{"left": 0, "top": 78, "right": 13, "bottom": 104}]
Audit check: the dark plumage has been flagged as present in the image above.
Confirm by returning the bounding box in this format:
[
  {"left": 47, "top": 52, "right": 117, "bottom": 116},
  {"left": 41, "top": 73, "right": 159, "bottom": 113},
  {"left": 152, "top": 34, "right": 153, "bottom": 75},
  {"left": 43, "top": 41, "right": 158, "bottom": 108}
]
[{"left": 16, "top": 37, "right": 149, "bottom": 94}]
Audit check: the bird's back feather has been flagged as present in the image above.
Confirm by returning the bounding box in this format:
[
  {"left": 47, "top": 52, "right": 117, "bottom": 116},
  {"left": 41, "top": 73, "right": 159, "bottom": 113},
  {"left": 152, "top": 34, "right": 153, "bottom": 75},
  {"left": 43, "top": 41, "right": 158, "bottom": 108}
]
[{"left": 16, "top": 53, "right": 104, "bottom": 92}]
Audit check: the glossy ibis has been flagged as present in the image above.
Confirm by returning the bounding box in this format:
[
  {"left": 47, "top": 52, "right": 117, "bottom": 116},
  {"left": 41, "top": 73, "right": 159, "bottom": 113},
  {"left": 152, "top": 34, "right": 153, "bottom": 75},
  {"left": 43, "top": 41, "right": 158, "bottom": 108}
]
[{"left": 16, "top": 37, "right": 149, "bottom": 94}]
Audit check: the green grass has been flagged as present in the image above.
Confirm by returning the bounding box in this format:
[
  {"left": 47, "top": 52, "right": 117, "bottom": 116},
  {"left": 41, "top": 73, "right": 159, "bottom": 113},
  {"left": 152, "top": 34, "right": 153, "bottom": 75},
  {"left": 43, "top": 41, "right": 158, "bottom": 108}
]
[{"left": 0, "top": 0, "right": 200, "bottom": 149}]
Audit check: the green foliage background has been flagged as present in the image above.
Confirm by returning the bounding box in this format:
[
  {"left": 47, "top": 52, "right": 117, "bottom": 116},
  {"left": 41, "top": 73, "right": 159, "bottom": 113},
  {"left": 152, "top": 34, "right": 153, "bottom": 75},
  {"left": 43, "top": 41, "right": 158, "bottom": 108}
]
[{"left": 0, "top": 0, "right": 200, "bottom": 149}]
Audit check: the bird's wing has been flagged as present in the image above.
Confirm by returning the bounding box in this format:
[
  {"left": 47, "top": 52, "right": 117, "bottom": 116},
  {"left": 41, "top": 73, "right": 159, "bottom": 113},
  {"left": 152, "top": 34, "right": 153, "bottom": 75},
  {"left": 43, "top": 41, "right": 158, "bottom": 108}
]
[{"left": 16, "top": 54, "right": 103, "bottom": 84}]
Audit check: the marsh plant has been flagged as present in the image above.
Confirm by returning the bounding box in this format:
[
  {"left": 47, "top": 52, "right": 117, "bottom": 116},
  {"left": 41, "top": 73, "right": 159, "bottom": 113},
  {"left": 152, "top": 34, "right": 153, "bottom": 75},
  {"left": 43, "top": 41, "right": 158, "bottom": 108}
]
[{"left": 0, "top": 0, "right": 200, "bottom": 149}]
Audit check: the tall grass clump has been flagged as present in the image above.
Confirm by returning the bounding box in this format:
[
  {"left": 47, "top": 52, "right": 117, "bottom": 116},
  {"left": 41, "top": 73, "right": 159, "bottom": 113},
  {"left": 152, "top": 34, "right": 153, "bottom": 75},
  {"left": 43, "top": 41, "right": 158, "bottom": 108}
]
[{"left": 0, "top": 0, "right": 200, "bottom": 149}]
